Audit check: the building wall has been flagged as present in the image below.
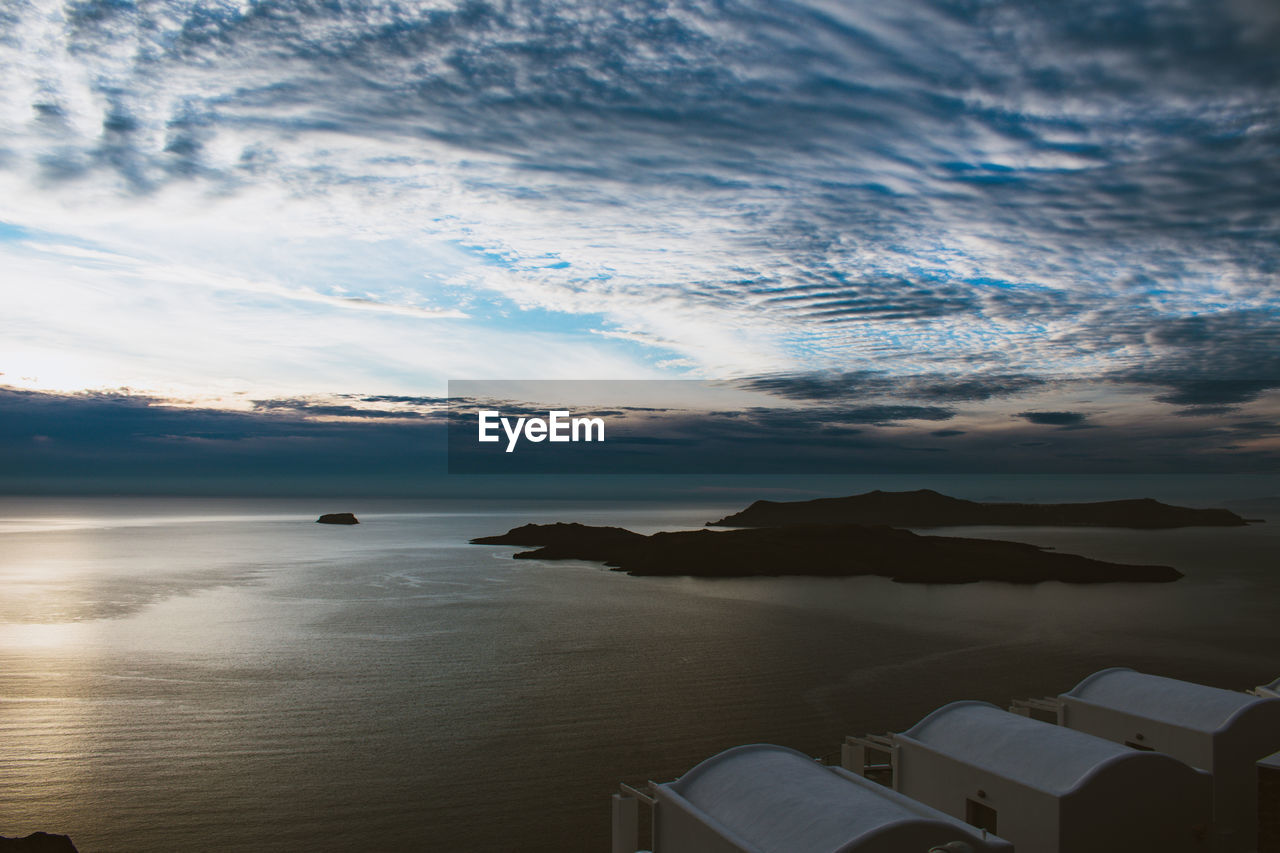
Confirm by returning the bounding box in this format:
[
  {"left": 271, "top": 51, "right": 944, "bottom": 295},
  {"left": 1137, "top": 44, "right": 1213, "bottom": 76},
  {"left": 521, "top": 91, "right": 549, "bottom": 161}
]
[
  {"left": 851, "top": 822, "right": 1015, "bottom": 853},
  {"left": 1260, "top": 761, "right": 1280, "bottom": 853},
  {"left": 895, "top": 741, "right": 1060, "bottom": 852},
  {"left": 651, "top": 796, "right": 751, "bottom": 853},
  {"left": 1208, "top": 735, "right": 1270, "bottom": 853},
  {"left": 1061, "top": 698, "right": 1266, "bottom": 853},
  {"left": 895, "top": 739, "right": 1217, "bottom": 853},
  {"left": 1058, "top": 756, "right": 1212, "bottom": 853},
  {"left": 1060, "top": 699, "right": 1214, "bottom": 768}
]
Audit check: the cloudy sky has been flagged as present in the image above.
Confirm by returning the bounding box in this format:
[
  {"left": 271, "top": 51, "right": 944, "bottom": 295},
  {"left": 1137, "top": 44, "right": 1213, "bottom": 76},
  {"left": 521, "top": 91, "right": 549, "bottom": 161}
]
[{"left": 1, "top": 0, "right": 1277, "bottom": 489}]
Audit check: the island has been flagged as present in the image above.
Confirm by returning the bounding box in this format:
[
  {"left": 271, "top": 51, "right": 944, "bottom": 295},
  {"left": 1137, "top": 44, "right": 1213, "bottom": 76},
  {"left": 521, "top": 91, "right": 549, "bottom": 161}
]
[
  {"left": 0, "top": 833, "right": 79, "bottom": 853},
  {"left": 707, "top": 489, "right": 1248, "bottom": 529},
  {"left": 316, "top": 512, "right": 359, "bottom": 525},
  {"left": 471, "top": 522, "right": 1182, "bottom": 584}
]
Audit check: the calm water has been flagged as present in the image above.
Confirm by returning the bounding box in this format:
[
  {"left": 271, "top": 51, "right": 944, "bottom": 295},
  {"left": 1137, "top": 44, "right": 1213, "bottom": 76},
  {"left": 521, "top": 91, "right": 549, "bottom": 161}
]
[{"left": 1, "top": 494, "right": 1278, "bottom": 851}]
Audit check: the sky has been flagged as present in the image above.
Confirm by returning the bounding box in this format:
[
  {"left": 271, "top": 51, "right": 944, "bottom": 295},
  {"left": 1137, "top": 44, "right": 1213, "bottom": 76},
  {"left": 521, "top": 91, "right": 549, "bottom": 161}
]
[{"left": 1, "top": 0, "right": 1277, "bottom": 491}]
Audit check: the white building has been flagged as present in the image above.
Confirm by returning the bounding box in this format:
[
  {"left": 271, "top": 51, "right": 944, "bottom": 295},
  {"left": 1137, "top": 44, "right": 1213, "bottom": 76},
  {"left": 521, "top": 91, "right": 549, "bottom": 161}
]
[
  {"left": 887, "top": 701, "right": 1213, "bottom": 853},
  {"left": 1251, "top": 678, "right": 1280, "bottom": 851},
  {"left": 1057, "top": 668, "right": 1280, "bottom": 853},
  {"left": 1252, "top": 676, "right": 1280, "bottom": 699},
  {"left": 617, "top": 743, "right": 1013, "bottom": 853}
]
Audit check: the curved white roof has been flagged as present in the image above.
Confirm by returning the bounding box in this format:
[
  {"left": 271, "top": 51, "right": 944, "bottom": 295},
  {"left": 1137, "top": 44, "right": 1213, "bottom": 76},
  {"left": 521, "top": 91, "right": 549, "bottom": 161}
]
[
  {"left": 1064, "top": 667, "right": 1280, "bottom": 733},
  {"left": 661, "top": 744, "right": 1006, "bottom": 852},
  {"left": 900, "top": 701, "right": 1160, "bottom": 796}
]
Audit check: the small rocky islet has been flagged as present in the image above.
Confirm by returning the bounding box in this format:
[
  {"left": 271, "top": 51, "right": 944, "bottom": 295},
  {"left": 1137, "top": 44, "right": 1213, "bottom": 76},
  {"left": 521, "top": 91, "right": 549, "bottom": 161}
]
[{"left": 316, "top": 512, "right": 359, "bottom": 525}]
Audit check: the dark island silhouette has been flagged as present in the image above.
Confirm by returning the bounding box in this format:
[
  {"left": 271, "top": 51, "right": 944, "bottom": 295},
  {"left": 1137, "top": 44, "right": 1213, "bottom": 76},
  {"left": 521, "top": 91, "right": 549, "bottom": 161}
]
[
  {"left": 707, "top": 488, "right": 1248, "bottom": 529},
  {"left": 471, "top": 522, "right": 1182, "bottom": 584},
  {"left": 316, "top": 512, "right": 359, "bottom": 525},
  {"left": 0, "top": 833, "right": 78, "bottom": 853}
]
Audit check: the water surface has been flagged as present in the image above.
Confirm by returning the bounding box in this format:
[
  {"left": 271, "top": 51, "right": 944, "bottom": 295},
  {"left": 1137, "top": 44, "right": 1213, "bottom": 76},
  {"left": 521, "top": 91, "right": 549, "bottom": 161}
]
[{"left": 1, "top": 496, "right": 1277, "bottom": 851}]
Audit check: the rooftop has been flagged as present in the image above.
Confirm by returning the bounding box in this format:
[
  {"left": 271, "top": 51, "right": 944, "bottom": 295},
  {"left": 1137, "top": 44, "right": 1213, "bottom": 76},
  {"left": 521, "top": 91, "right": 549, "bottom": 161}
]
[
  {"left": 1064, "top": 667, "right": 1280, "bottom": 733},
  {"left": 659, "top": 743, "right": 1008, "bottom": 852},
  {"left": 899, "top": 700, "right": 1163, "bottom": 796}
]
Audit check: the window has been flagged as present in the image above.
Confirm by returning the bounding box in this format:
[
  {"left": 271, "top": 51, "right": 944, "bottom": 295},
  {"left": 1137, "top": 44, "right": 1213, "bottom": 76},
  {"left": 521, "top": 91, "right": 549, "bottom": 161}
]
[{"left": 965, "top": 798, "right": 998, "bottom": 834}]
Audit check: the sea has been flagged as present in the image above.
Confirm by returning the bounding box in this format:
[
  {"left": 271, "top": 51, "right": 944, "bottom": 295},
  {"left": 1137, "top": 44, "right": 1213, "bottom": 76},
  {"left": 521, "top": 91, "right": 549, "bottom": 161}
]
[{"left": 1, "top": 481, "right": 1278, "bottom": 851}]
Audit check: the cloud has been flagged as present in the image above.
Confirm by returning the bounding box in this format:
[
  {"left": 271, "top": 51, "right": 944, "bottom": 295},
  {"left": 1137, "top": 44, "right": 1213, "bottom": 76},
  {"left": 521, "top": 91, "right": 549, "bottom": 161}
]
[
  {"left": 1153, "top": 380, "right": 1280, "bottom": 408},
  {"left": 1015, "top": 410, "right": 1089, "bottom": 427},
  {"left": 1125, "top": 312, "right": 1280, "bottom": 379},
  {"left": 0, "top": 386, "right": 448, "bottom": 492},
  {"left": 251, "top": 398, "right": 432, "bottom": 419},
  {"left": 4, "top": 383, "right": 1276, "bottom": 489},
  {"left": 0, "top": 0, "right": 1277, "bottom": 397},
  {"left": 741, "top": 371, "right": 1046, "bottom": 403}
]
